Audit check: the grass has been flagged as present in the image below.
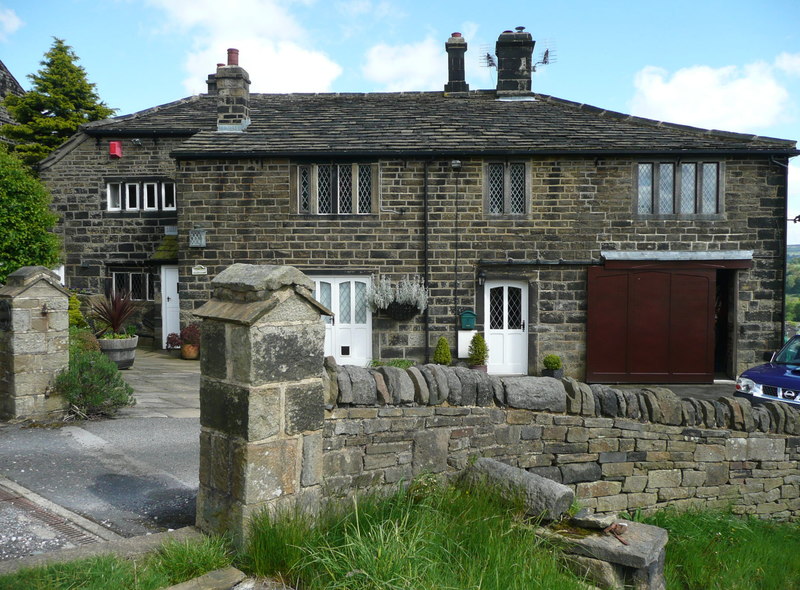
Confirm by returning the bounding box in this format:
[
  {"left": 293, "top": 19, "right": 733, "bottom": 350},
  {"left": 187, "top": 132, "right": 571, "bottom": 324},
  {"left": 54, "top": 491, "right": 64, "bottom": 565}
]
[
  {"left": 241, "top": 477, "right": 588, "bottom": 590},
  {"left": 642, "top": 507, "right": 800, "bottom": 590},
  {"left": 0, "top": 536, "right": 231, "bottom": 590}
]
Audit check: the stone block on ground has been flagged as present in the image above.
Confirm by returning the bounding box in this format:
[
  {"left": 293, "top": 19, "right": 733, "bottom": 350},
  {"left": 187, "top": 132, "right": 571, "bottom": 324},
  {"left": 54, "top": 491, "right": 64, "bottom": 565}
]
[{"left": 462, "top": 457, "right": 574, "bottom": 522}]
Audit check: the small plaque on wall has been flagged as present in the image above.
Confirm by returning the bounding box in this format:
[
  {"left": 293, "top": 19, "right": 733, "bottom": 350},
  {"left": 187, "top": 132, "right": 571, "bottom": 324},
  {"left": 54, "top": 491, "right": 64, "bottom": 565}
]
[{"left": 191, "top": 265, "right": 208, "bottom": 276}]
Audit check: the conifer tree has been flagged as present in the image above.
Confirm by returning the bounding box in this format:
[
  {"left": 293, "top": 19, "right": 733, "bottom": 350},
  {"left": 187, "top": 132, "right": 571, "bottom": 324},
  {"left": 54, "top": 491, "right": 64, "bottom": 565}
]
[
  {"left": 0, "top": 146, "right": 60, "bottom": 283},
  {"left": 2, "top": 38, "right": 114, "bottom": 168}
]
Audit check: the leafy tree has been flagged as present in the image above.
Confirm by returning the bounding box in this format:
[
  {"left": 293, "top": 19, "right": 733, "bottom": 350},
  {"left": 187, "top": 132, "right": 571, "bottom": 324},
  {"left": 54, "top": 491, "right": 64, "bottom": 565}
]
[
  {"left": 0, "top": 146, "right": 60, "bottom": 282},
  {"left": 2, "top": 38, "right": 114, "bottom": 168}
]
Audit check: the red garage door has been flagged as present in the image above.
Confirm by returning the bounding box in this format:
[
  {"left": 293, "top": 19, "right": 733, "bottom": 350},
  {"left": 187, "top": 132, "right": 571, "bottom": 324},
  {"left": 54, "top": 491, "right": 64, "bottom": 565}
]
[{"left": 586, "top": 266, "right": 716, "bottom": 383}]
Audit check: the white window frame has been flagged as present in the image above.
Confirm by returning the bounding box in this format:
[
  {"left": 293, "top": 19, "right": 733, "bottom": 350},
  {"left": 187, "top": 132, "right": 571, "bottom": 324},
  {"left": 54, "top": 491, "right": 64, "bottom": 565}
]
[
  {"left": 105, "top": 180, "right": 177, "bottom": 212},
  {"left": 485, "top": 161, "right": 529, "bottom": 216},
  {"left": 636, "top": 161, "right": 722, "bottom": 216},
  {"left": 125, "top": 183, "right": 140, "bottom": 211},
  {"left": 297, "top": 163, "right": 376, "bottom": 215},
  {"left": 161, "top": 182, "right": 176, "bottom": 211},
  {"left": 107, "top": 182, "right": 122, "bottom": 211},
  {"left": 143, "top": 182, "right": 159, "bottom": 211}
]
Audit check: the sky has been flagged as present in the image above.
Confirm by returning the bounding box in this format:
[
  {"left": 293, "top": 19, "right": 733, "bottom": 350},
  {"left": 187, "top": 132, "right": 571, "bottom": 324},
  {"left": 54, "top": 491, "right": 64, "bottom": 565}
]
[{"left": 2, "top": 0, "right": 800, "bottom": 239}]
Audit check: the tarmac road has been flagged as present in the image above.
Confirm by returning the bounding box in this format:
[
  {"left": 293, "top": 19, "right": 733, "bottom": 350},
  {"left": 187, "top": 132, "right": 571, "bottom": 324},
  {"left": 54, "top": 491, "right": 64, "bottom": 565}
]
[{"left": 0, "top": 351, "right": 201, "bottom": 560}]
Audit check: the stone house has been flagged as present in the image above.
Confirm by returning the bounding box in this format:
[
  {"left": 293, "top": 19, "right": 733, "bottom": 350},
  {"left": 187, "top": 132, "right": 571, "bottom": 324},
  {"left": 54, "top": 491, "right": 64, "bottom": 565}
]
[
  {"left": 39, "top": 28, "right": 797, "bottom": 383},
  {"left": 0, "top": 59, "right": 25, "bottom": 134}
]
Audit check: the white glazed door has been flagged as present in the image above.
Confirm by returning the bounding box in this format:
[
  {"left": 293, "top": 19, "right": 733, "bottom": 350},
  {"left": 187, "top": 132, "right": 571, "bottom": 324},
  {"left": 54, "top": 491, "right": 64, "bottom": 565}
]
[
  {"left": 485, "top": 280, "right": 528, "bottom": 374},
  {"left": 161, "top": 265, "right": 180, "bottom": 348},
  {"left": 315, "top": 277, "right": 372, "bottom": 367}
]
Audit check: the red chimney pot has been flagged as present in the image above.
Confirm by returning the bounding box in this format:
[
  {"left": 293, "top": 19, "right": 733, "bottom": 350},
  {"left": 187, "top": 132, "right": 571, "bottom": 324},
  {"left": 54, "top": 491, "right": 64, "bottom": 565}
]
[
  {"left": 452, "top": 32, "right": 461, "bottom": 37},
  {"left": 227, "top": 48, "right": 239, "bottom": 66}
]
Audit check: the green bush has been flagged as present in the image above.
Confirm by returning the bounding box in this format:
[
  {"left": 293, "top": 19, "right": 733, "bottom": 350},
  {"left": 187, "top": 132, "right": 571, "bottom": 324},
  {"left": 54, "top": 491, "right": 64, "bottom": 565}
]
[
  {"left": 432, "top": 336, "right": 452, "bottom": 365},
  {"left": 68, "top": 294, "right": 88, "bottom": 328},
  {"left": 542, "top": 354, "right": 562, "bottom": 370},
  {"left": 68, "top": 326, "right": 99, "bottom": 355},
  {"left": 467, "top": 332, "right": 489, "bottom": 366},
  {"left": 53, "top": 348, "right": 135, "bottom": 417}
]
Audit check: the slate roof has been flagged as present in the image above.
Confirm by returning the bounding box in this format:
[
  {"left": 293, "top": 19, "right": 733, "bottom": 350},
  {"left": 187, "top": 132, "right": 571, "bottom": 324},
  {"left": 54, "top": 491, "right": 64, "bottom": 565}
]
[
  {"left": 82, "top": 90, "right": 797, "bottom": 158},
  {"left": 0, "top": 59, "right": 25, "bottom": 128}
]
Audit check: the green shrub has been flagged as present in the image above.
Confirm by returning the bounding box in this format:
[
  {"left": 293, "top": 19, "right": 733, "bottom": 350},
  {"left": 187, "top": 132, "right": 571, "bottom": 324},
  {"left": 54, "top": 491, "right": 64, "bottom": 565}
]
[
  {"left": 68, "top": 326, "right": 99, "bottom": 355},
  {"left": 432, "top": 336, "right": 452, "bottom": 365},
  {"left": 53, "top": 348, "right": 135, "bottom": 417},
  {"left": 467, "top": 332, "right": 489, "bottom": 366},
  {"left": 543, "top": 354, "right": 562, "bottom": 370},
  {"left": 68, "top": 294, "right": 88, "bottom": 328}
]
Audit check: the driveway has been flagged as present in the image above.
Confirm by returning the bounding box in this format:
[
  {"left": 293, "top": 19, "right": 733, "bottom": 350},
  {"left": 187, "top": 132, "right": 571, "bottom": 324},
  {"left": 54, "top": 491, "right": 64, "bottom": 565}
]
[{"left": 0, "top": 351, "right": 200, "bottom": 560}]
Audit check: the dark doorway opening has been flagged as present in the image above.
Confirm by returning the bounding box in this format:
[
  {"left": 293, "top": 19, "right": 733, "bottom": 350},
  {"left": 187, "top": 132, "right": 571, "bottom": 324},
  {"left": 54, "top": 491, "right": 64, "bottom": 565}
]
[{"left": 714, "top": 270, "right": 734, "bottom": 379}]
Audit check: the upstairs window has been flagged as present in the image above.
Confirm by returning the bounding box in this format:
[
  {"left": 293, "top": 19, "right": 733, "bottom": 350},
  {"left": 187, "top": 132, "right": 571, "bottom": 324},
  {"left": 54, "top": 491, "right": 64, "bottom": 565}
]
[
  {"left": 297, "top": 163, "right": 375, "bottom": 215},
  {"left": 107, "top": 180, "right": 176, "bottom": 212},
  {"left": 637, "top": 162, "right": 721, "bottom": 216},
  {"left": 486, "top": 162, "right": 527, "bottom": 215}
]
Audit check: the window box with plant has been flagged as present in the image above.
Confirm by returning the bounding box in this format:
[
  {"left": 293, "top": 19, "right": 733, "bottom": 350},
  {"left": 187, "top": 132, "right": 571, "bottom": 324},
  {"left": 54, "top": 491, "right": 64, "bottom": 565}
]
[
  {"left": 542, "top": 354, "right": 563, "bottom": 379},
  {"left": 166, "top": 324, "right": 202, "bottom": 360},
  {"left": 367, "top": 275, "right": 428, "bottom": 321},
  {"left": 91, "top": 291, "right": 139, "bottom": 369}
]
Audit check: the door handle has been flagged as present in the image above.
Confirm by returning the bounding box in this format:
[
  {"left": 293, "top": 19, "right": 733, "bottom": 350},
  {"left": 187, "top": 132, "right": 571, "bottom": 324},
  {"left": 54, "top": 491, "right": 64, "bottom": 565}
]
[
  {"left": 167, "top": 296, "right": 171, "bottom": 302},
  {"left": 522, "top": 320, "right": 526, "bottom": 331}
]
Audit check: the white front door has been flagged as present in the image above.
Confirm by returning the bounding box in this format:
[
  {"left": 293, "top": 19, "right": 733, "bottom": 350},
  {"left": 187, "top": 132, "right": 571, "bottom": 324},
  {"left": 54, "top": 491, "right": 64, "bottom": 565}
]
[
  {"left": 485, "top": 280, "right": 528, "bottom": 375},
  {"left": 161, "top": 265, "right": 180, "bottom": 348},
  {"left": 314, "top": 276, "right": 372, "bottom": 367}
]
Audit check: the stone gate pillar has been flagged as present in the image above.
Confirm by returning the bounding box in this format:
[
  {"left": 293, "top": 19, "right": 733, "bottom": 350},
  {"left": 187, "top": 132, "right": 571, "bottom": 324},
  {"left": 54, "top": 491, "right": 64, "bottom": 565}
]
[
  {"left": 0, "top": 266, "right": 69, "bottom": 420},
  {"left": 194, "top": 264, "right": 331, "bottom": 543}
]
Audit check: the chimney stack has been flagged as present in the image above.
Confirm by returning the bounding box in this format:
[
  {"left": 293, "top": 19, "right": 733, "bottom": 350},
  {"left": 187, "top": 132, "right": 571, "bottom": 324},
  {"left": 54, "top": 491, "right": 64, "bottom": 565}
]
[
  {"left": 495, "top": 27, "right": 534, "bottom": 95},
  {"left": 444, "top": 32, "right": 469, "bottom": 93},
  {"left": 216, "top": 48, "right": 251, "bottom": 132}
]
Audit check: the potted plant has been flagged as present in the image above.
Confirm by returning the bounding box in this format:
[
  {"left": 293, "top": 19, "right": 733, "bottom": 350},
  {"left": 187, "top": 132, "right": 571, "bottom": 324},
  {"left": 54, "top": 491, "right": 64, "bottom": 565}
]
[
  {"left": 542, "top": 354, "right": 564, "bottom": 379},
  {"left": 467, "top": 332, "right": 489, "bottom": 372},
  {"left": 179, "top": 324, "right": 201, "bottom": 360},
  {"left": 91, "top": 291, "right": 138, "bottom": 369},
  {"left": 166, "top": 324, "right": 201, "bottom": 359},
  {"left": 368, "top": 275, "right": 428, "bottom": 321},
  {"left": 433, "top": 336, "right": 452, "bottom": 365}
]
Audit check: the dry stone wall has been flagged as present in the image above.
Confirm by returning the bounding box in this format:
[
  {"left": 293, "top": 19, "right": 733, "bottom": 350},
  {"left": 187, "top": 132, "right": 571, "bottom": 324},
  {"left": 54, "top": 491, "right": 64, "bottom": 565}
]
[{"left": 318, "top": 361, "right": 800, "bottom": 519}]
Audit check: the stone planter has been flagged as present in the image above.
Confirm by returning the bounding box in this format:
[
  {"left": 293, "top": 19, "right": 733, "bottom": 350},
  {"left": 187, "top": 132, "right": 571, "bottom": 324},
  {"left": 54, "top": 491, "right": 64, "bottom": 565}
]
[
  {"left": 181, "top": 343, "right": 200, "bottom": 360},
  {"left": 98, "top": 336, "right": 138, "bottom": 370},
  {"left": 542, "top": 368, "right": 564, "bottom": 379}
]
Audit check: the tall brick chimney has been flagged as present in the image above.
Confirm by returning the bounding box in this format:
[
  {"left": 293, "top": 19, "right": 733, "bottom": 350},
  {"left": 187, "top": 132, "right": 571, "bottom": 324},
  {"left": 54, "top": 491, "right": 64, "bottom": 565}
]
[
  {"left": 444, "top": 32, "right": 469, "bottom": 93},
  {"left": 495, "top": 27, "right": 534, "bottom": 95},
  {"left": 216, "top": 49, "right": 251, "bottom": 132}
]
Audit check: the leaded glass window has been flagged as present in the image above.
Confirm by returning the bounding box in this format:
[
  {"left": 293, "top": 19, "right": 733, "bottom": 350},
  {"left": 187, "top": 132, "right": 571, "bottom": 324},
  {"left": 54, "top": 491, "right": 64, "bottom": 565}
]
[
  {"left": 339, "top": 281, "right": 351, "bottom": 324},
  {"left": 636, "top": 161, "right": 720, "bottom": 216},
  {"left": 489, "top": 287, "right": 504, "bottom": 330},
  {"left": 354, "top": 281, "right": 367, "bottom": 324},
  {"left": 297, "top": 163, "right": 374, "bottom": 215},
  {"left": 486, "top": 162, "right": 527, "bottom": 215}
]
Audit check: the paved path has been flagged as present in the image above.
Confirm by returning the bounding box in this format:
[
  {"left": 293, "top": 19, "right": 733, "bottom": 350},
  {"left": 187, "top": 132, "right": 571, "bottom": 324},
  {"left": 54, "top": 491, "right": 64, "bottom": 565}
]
[{"left": 0, "top": 349, "right": 201, "bottom": 562}]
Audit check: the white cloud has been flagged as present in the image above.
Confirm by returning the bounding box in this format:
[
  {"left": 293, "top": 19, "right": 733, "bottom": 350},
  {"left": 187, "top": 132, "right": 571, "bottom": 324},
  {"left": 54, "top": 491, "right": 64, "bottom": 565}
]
[
  {"left": 630, "top": 62, "right": 790, "bottom": 133},
  {"left": 146, "top": 0, "right": 342, "bottom": 93},
  {"left": 0, "top": 7, "right": 22, "bottom": 42},
  {"left": 776, "top": 52, "right": 800, "bottom": 77},
  {"left": 362, "top": 36, "right": 445, "bottom": 91}
]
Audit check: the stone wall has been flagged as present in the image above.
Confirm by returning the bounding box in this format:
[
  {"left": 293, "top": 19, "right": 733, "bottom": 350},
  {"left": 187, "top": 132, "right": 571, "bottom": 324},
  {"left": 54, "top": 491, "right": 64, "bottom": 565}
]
[
  {"left": 175, "top": 156, "right": 786, "bottom": 377},
  {"left": 0, "top": 267, "right": 69, "bottom": 420},
  {"left": 314, "top": 362, "right": 800, "bottom": 519}
]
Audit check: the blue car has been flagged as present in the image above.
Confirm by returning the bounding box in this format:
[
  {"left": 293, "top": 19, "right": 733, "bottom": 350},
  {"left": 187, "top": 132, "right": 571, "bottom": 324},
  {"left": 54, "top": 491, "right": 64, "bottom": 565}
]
[{"left": 735, "top": 335, "right": 800, "bottom": 407}]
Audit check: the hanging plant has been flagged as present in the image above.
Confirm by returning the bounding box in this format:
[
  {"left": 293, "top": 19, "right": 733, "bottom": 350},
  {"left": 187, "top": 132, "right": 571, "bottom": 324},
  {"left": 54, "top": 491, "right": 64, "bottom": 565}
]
[{"left": 368, "top": 275, "right": 429, "bottom": 321}]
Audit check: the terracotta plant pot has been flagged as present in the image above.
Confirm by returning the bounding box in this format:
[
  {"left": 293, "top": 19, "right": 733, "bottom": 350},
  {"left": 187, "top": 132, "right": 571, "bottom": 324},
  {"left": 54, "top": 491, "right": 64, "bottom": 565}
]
[
  {"left": 470, "top": 365, "right": 488, "bottom": 373},
  {"left": 98, "top": 336, "right": 138, "bottom": 370},
  {"left": 181, "top": 343, "right": 200, "bottom": 360}
]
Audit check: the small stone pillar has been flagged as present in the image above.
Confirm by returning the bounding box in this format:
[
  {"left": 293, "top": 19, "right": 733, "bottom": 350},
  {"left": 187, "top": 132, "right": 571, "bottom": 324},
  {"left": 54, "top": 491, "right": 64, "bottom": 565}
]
[
  {"left": 194, "top": 264, "right": 331, "bottom": 544},
  {"left": 0, "top": 266, "right": 69, "bottom": 420}
]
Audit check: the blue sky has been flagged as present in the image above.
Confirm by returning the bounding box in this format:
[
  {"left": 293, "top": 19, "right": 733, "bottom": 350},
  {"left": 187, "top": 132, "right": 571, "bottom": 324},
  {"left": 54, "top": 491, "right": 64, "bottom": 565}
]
[{"left": 2, "top": 0, "right": 800, "bottom": 238}]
